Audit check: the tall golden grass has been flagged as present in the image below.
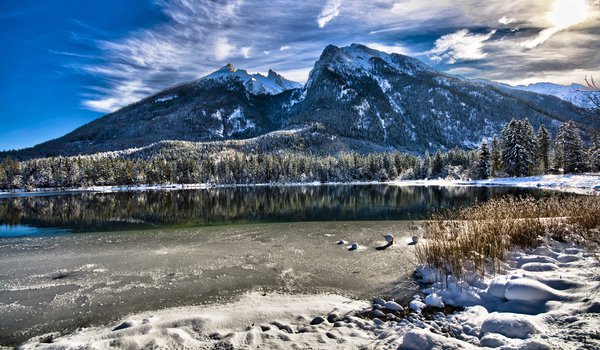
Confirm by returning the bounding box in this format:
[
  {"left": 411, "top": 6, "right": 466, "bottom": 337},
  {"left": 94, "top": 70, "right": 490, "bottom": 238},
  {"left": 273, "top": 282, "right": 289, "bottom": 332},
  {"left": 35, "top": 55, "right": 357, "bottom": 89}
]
[{"left": 416, "top": 195, "right": 600, "bottom": 279}]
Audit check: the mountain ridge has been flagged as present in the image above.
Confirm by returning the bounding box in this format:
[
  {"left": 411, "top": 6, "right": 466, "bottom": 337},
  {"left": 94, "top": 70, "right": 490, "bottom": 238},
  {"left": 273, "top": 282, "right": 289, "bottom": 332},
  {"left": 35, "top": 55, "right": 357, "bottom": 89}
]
[
  {"left": 3, "top": 43, "right": 595, "bottom": 160},
  {"left": 511, "top": 82, "right": 596, "bottom": 109}
]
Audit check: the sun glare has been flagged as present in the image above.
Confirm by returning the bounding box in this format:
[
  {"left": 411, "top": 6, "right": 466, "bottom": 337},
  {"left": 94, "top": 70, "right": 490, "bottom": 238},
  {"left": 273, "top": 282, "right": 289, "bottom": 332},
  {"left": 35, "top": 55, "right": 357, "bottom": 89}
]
[{"left": 547, "top": 0, "right": 589, "bottom": 28}]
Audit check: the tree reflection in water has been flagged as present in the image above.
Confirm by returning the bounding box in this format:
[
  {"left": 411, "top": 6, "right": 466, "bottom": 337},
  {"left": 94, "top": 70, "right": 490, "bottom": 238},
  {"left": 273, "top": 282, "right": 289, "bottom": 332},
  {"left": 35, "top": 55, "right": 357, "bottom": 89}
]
[{"left": 0, "top": 185, "right": 548, "bottom": 234}]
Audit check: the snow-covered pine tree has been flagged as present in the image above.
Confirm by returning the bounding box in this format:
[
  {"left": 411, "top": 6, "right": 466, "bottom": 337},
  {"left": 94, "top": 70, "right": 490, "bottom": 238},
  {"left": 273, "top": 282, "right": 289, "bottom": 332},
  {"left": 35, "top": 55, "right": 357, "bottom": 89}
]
[
  {"left": 520, "top": 118, "right": 537, "bottom": 169},
  {"left": 501, "top": 119, "right": 536, "bottom": 177},
  {"left": 536, "top": 125, "right": 551, "bottom": 174},
  {"left": 424, "top": 150, "right": 432, "bottom": 178},
  {"left": 474, "top": 141, "right": 491, "bottom": 179},
  {"left": 556, "top": 121, "right": 587, "bottom": 173},
  {"left": 490, "top": 135, "right": 502, "bottom": 176}
]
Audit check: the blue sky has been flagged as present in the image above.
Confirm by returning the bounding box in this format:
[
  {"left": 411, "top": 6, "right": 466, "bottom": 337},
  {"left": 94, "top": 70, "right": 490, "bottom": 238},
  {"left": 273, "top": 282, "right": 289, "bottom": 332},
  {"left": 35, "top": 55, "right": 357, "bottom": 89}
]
[{"left": 1, "top": 0, "right": 599, "bottom": 151}]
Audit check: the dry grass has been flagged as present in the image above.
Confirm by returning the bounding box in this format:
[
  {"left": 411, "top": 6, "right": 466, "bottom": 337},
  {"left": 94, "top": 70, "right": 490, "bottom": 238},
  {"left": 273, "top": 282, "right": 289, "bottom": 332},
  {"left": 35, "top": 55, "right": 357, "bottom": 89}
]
[{"left": 416, "top": 195, "right": 600, "bottom": 279}]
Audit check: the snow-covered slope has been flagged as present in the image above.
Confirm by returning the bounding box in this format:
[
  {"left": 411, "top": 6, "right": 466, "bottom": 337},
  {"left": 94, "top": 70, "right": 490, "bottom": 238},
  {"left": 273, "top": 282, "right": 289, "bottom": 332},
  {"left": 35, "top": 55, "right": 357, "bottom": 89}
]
[
  {"left": 286, "top": 44, "right": 589, "bottom": 152},
  {"left": 204, "top": 64, "right": 301, "bottom": 95},
  {"left": 7, "top": 43, "right": 593, "bottom": 159},
  {"left": 512, "top": 82, "right": 596, "bottom": 109}
]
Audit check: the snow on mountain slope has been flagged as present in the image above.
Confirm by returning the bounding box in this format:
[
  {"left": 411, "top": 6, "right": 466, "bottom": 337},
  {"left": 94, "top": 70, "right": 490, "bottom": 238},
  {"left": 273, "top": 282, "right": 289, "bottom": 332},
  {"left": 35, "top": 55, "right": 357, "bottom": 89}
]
[
  {"left": 288, "top": 43, "right": 588, "bottom": 152},
  {"left": 204, "top": 64, "right": 301, "bottom": 95},
  {"left": 307, "top": 43, "right": 429, "bottom": 87},
  {"left": 5, "top": 43, "right": 594, "bottom": 160},
  {"left": 512, "top": 82, "right": 597, "bottom": 109}
]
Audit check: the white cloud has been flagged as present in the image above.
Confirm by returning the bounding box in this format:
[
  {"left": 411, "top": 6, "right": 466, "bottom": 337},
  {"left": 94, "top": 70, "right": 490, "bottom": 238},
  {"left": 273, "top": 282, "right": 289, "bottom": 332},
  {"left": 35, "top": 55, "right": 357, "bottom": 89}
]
[
  {"left": 241, "top": 46, "right": 251, "bottom": 58},
  {"left": 494, "top": 67, "right": 600, "bottom": 86},
  {"left": 498, "top": 16, "right": 517, "bottom": 25},
  {"left": 82, "top": 80, "right": 148, "bottom": 112},
  {"left": 521, "top": 27, "right": 562, "bottom": 49},
  {"left": 275, "top": 67, "right": 312, "bottom": 84},
  {"left": 76, "top": 0, "right": 600, "bottom": 113},
  {"left": 214, "top": 37, "right": 235, "bottom": 61},
  {"left": 522, "top": 0, "right": 590, "bottom": 48},
  {"left": 365, "top": 42, "right": 409, "bottom": 55},
  {"left": 428, "top": 29, "right": 496, "bottom": 64},
  {"left": 317, "top": 0, "right": 342, "bottom": 28}
]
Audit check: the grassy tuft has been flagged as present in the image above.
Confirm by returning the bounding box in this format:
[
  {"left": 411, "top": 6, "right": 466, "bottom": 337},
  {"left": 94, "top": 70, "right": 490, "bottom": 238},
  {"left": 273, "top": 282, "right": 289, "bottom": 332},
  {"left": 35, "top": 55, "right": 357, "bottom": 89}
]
[{"left": 416, "top": 195, "right": 600, "bottom": 279}]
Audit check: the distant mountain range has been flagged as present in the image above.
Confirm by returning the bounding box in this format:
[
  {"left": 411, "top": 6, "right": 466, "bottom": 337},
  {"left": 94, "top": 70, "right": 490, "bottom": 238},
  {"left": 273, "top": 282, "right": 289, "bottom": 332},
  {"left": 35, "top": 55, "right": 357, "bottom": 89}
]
[
  {"left": 511, "top": 82, "right": 596, "bottom": 109},
  {"left": 6, "top": 44, "right": 596, "bottom": 159}
]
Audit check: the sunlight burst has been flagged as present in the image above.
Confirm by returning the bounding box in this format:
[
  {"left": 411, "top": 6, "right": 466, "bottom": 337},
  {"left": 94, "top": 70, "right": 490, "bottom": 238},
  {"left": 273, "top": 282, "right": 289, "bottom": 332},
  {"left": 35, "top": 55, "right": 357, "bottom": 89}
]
[{"left": 547, "top": 0, "right": 589, "bottom": 28}]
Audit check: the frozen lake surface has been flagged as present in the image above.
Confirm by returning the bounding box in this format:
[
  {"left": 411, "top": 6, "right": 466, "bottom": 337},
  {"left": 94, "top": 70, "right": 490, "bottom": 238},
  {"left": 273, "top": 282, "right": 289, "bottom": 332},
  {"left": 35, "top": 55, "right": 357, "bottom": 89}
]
[{"left": 1, "top": 221, "right": 421, "bottom": 345}]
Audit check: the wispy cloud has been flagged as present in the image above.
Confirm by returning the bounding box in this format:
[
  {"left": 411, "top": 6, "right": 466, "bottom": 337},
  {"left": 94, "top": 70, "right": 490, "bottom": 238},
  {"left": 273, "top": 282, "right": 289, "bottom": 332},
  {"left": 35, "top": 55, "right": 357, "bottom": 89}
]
[
  {"left": 73, "top": 0, "right": 600, "bottom": 113},
  {"left": 48, "top": 50, "right": 98, "bottom": 60},
  {"left": 428, "top": 30, "right": 496, "bottom": 64},
  {"left": 214, "top": 37, "right": 235, "bottom": 60},
  {"left": 365, "top": 42, "right": 409, "bottom": 55},
  {"left": 317, "top": 0, "right": 342, "bottom": 28},
  {"left": 522, "top": 0, "right": 590, "bottom": 48},
  {"left": 241, "top": 46, "right": 252, "bottom": 59},
  {"left": 498, "top": 16, "right": 517, "bottom": 25}
]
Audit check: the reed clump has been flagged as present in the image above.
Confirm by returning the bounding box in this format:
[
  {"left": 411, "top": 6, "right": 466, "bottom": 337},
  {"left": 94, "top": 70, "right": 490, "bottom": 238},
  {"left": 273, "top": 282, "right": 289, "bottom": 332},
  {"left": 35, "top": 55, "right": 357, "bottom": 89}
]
[{"left": 416, "top": 195, "right": 600, "bottom": 279}]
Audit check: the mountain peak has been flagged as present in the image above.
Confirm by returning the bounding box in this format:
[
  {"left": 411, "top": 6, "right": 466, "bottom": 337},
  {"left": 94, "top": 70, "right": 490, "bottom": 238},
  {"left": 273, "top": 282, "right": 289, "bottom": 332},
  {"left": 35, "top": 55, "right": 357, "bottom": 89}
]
[
  {"left": 306, "top": 43, "right": 432, "bottom": 90},
  {"left": 203, "top": 65, "right": 300, "bottom": 95},
  {"left": 267, "top": 69, "right": 279, "bottom": 79},
  {"left": 216, "top": 63, "right": 237, "bottom": 73}
]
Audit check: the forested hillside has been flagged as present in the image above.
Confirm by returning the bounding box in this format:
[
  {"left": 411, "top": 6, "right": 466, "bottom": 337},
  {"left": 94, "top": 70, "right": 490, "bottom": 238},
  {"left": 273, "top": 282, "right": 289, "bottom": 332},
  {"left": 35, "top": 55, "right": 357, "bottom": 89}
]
[{"left": 1, "top": 119, "right": 598, "bottom": 190}]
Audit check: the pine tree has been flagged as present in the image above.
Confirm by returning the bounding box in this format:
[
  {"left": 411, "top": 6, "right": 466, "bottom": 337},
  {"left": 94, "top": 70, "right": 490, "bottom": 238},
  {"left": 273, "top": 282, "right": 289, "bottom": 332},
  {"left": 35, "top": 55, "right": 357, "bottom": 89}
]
[
  {"left": 589, "top": 130, "right": 600, "bottom": 172},
  {"left": 431, "top": 151, "right": 444, "bottom": 178},
  {"left": 424, "top": 150, "right": 432, "bottom": 178},
  {"left": 520, "top": 118, "right": 537, "bottom": 170},
  {"left": 0, "top": 157, "right": 21, "bottom": 189},
  {"left": 475, "top": 141, "right": 491, "bottom": 179},
  {"left": 501, "top": 119, "right": 536, "bottom": 177},
  {"left": 490, "top": 135, "right": 502, "bottom": 176},
  {"left": 536, "top": 125, "right": 551, "bottom": 174},
  {"left": 556, "top": 121, "right": 587, "bottom": 173}
]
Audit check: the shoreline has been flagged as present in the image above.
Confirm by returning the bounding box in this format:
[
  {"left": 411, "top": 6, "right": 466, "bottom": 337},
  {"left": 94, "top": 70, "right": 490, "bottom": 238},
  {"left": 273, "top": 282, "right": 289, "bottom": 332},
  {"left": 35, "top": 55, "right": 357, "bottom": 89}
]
[
  {"left": 0, "top": 221, "right": 421, "bottom": 347},
  {"left": 16, "top": 239, "right": 600, "bottom": 349},
  {"left": 1, "top": 174, "right": 598, "bottom": 198}
]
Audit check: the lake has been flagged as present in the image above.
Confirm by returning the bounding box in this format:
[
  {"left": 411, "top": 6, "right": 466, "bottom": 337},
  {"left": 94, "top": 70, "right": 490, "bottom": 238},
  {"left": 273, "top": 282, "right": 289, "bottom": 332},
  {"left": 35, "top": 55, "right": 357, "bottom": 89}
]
[
  {"left": 0, "top": 184, "right": 553, "bottom": 346},
  {"left": 0, "top": 184, "right": 551, "bottom": 236}
]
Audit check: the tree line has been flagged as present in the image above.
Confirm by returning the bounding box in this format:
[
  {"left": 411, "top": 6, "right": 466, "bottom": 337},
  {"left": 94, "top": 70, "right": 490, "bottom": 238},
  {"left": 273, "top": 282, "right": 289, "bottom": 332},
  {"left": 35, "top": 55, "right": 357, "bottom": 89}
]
[
  {"left": 0, "top": 120, "right": 598, "bottom": 190},
  {"left": 473, "top": 119, "right": 599, "bottom": 179}
]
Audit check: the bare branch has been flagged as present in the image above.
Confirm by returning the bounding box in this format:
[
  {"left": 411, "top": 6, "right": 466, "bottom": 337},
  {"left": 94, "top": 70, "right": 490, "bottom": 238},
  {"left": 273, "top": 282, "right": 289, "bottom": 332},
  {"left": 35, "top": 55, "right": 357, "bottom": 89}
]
[{"left": 585, "top": 76, "right": 599, "bottom": 90}]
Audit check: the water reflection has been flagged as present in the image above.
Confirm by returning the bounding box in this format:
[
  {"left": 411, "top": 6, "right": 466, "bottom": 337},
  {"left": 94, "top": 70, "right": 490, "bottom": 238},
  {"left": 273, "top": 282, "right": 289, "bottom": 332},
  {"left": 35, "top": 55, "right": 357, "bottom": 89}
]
[{"left": 0, "top": 185, "right": 548, "bottom": 236}]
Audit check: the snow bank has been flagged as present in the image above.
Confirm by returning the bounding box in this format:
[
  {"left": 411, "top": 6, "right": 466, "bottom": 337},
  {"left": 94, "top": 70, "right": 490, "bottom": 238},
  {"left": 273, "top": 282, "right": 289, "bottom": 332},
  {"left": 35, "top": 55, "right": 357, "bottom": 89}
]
[
  {"left": 20, "top": 293, "right": 371, "bottom": 349},
  {"left": 467, "top": 174, "right": 600, "bottom": 194},
  {"left": 410, "top": 242, "right": 599, "bottom": 348},
  {"left": 402, "top": 328, "right": 476, "bottom": 349},
  {"left": 391, "top": 173, "right": 600, "bottom": 194},
  {"left": 479, "top": 313, "right": 542, "bottom": 339},
  {"left": 19, "top": 243, "right": 600, "bottom": 349},
  {"left": 3, "top": 173, "right": 598, "bottom": 198}
]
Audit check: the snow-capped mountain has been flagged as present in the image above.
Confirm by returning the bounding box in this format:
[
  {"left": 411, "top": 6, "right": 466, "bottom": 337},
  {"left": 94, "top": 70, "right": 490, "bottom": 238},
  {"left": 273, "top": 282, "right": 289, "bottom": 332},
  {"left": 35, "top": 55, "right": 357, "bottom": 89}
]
[
  {"left": 8, "top": 44, "right": 593, "bottom": 159},
  {"left": 284, "top": 44, "right": 588, "bottom": 151},
  {"left": 512, "top": 82, "right": 596, "bottom": 109},
  {"left": 204, "top": 64, "right": 301, "bottom": 95}
]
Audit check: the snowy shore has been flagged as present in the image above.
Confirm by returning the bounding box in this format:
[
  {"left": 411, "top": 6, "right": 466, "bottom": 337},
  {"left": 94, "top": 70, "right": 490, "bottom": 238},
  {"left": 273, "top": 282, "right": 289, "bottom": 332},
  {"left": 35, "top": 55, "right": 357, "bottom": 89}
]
[
  {"left": 19, "top": 240, "right": 599, "bottom": 349},
  {"left": 6, "top": 175, "right": 600, "bottom": 349},
  {"left": 1, "top": 173, "right": 599, "bottom": 198},
  {"left": 392, "top": 173, "right": 600, "bottom": 195}
]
